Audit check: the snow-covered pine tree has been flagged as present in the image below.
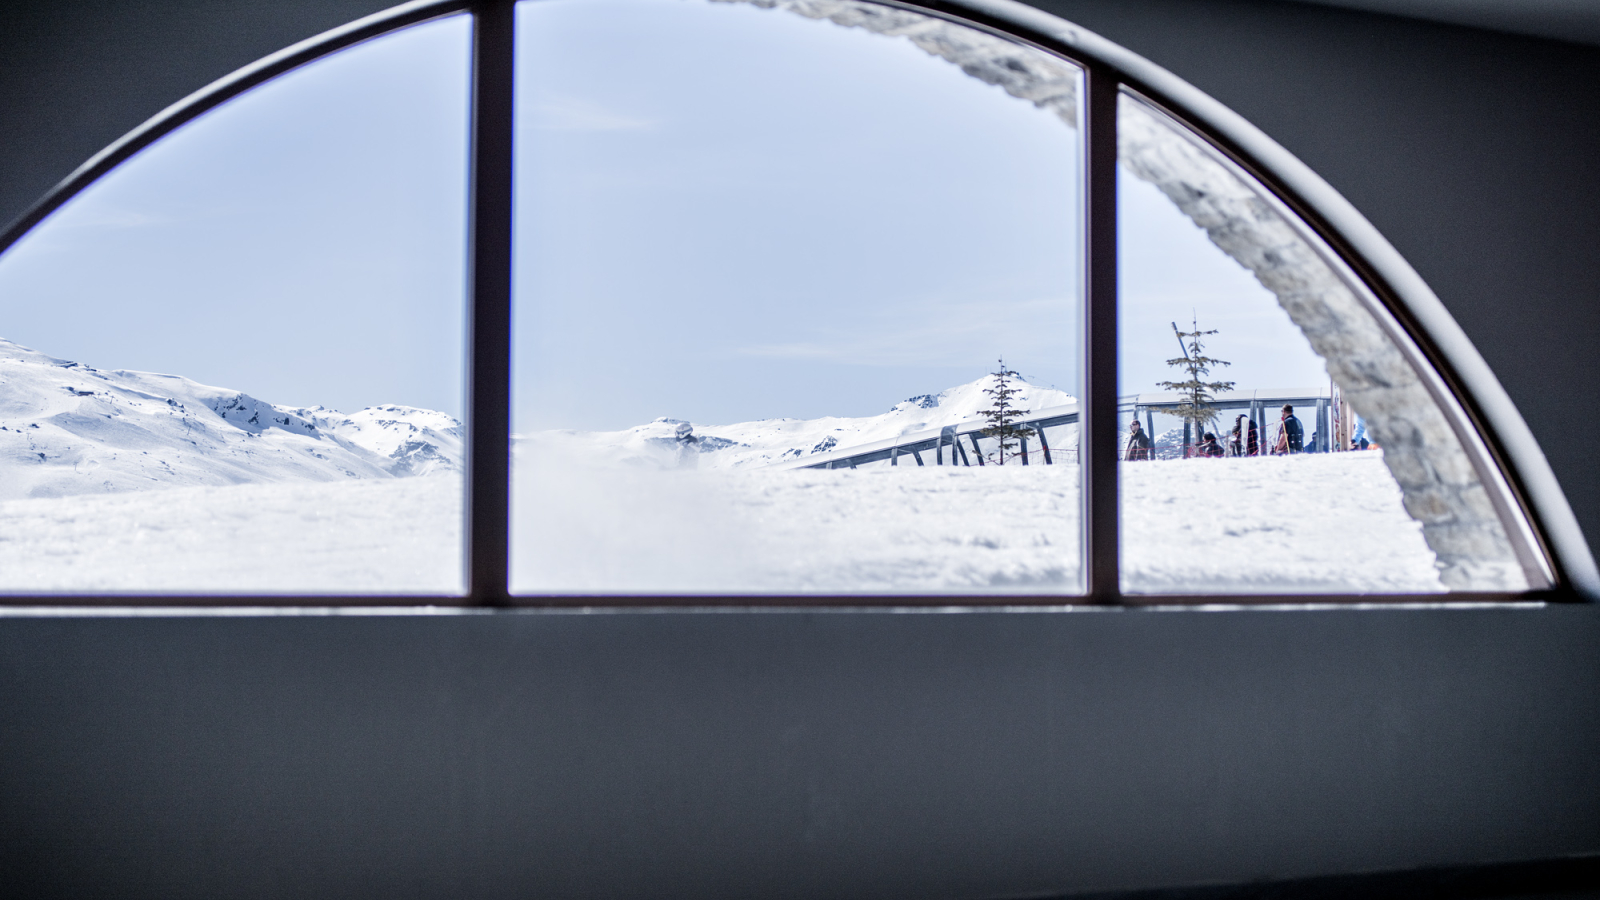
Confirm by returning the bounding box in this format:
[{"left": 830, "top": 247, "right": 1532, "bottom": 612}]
[
  {"left": 978, "top": 359, "right": 1031, "bottom": 465},
  {"left": 1157, "top": 319, "right": 1235, "bottom": 444}
]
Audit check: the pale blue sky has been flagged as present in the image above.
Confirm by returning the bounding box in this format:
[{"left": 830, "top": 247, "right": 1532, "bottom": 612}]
[
  {"left": 0, "top": 15, "right": 472, "bottom": 416},
  {"left": 1119, "top": 167, "right": 1329, "bottom": 399},
  {"left": 512, "top": 0, "right": 1083, "bottom": 431},
  {"left": 0, "top": 0, "right": 1326, "bottom": 429}
]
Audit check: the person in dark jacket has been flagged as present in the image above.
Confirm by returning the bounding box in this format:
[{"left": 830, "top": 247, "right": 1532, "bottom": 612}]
[
  {"left": 1246, "top": 417, "right": 1259, "bottom": 456},
  {"left": 1124, "top": 418, "right": 1152, "bottom": 461},
  {"left": 1272, "top": 404, "right": 1303, "bottom": 454},
  {"left": 1197, "top": 431, "right": 1224, "bottom": 457}
]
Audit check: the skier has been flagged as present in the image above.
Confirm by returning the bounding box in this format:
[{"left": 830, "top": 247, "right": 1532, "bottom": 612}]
[
  {"left": 1245, "top": 417, "right": 1259, "bottom": 456},
  {"left": 1124, "top": 418, "right": 1152, "bottom": 461},
  {"left": 1229, "top": 416, "right": 1244, "bottom": 457},
  {"left": 1272, "top": 404, "right": 1304, "bottom": 455},
  {"left": 1197, "top": 431, "right": 1224, "bottom": 457}
]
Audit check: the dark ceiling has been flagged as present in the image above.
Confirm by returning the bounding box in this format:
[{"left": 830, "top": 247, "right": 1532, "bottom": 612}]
[{"left": 1291, "top": 0, "right": 1600, "bottom": 46}]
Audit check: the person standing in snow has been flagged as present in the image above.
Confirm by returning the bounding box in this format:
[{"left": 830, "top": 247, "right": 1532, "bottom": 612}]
[
  {"left": 1245, "top": 417, "right": 1259, "bottom": 456},
  {"left": 1124, "top": 418, "right": 1152, "bottom": 461},
  {"left": 1197, "top": 431, "right": 1224, "bottom": 457},
  {"left": 1351, "top": 415, "right": 1370, "bottom": 450},
  {"left": 673, "top": 422, "right": 700, "bottom": 469},
  {"left": 1229, "top": 416, "right": 1244, "bottom": 457},
  {"left": 1272, "top": 404, "right": 1303, "bottom": 455}
]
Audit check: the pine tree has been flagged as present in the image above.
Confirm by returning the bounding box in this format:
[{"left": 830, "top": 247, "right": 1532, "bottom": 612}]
[
  {"left": 978, "top": 359, "right": 1031, "bottom": 465},
  {"left": 1157, "top": 320, "right": 1235, "bottom": 441}
]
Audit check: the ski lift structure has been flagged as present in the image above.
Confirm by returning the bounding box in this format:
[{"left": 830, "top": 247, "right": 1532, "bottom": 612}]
[
  {"left": 772, "top": 386, "right": 1362, "bottom": 470},
  {"left": 768, "top": 403, "right": 1081, "bottom": 471},
  {"left": 1120, "top": 387, "right": 1338, "bottom": 458}
]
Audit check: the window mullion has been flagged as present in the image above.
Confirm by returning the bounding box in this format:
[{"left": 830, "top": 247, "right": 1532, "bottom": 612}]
[
  {"left": 1082, "top": 64, "right": 1120, "bottom": 602},
  {"left": 466, "top": 0, "right": 516, "bottom": 605}
]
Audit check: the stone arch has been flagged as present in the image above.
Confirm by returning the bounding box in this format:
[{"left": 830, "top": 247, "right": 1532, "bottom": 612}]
[{"left": 722, "top": 0, "right": 1524, "bottom": 589}]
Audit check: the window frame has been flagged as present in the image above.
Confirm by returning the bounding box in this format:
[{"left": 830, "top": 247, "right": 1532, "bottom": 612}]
[{"left": 0, "top": 0, "right": 1590, "bottom": 607}]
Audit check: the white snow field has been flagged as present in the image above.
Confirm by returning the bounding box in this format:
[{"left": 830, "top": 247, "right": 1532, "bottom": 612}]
[
  {"left": 0, "top": 449, "right": 1438, "bottom": 596},
  {"left": 0, "top": 339, "right": 1442, "bottom": 596},
  {"left": 511, "top": 448, "right": 1441, "bottom": 596},
  {"left": 512, "top": 456, "right": 1082, "bottom": 595},
  {"left": 0, "top": 476, "right": 462, "bottom": 594},
  {"left": 1122, "top": 452, "right": 1444, "bottom": 595}
]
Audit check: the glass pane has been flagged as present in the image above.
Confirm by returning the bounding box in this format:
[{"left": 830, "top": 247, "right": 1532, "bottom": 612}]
[
  {"left": 0, "top": 18, "right": 471, "bottom": 595},
  {"left": 1116, "top": 89, "right": 1540, "bottom": 594},
  {"left": 511, "top": 0, "right": 1084, "bottom": 595}
]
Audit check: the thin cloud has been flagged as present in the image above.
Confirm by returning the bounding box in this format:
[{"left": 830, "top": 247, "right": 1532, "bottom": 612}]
[
  {"left": 524, "top": 94, "right": 657, "bottom": 132},
  {"left": 735, "top": 294, "right": 1073, "bottom": 367}
]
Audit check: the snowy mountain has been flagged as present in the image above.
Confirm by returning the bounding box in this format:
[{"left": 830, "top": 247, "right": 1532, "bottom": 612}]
[
  {"left": 282, "top": 405, "right": 463, "bottom": 477},
  {"left": 0, "top": 341, "right": 1444, "bottom": 595},
  {"left": 0, "top": 338, "right": 461, "bottom": 501},
  {"left": 521, "top": 373, "right": 1076, "bottom": 470}
]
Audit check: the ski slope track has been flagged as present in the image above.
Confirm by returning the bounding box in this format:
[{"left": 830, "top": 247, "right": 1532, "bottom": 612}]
[{"left": 0, "top": 338, "right": 462, "bottom": 501}]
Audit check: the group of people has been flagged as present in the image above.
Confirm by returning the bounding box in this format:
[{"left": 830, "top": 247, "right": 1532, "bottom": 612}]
[
  {"left": 1124, "top": 404, "right": 1305, "bottom": 461},
  {"left": 1227, "top": 406, "right": 1305, "bottom": 456}
]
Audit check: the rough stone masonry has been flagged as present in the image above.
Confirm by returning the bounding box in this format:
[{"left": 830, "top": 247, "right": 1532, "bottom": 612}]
[{"left": 721, "top": 0, "right": 1527, "bottom": 589}]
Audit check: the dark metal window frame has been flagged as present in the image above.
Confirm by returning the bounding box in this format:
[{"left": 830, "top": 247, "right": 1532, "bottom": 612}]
[{"left": 0, "top": 0, "right": 1591, "bottom": 608}]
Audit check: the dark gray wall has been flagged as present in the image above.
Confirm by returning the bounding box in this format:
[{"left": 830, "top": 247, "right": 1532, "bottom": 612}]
[
  {"left": 1284, "top": 0, "right": 1600, "bottom": 47},
  {"left": 3, "top": 609, "right": 1598, "bottom": 900},
  {"left": 0, "top": 0, "right": 393, "bottom": 230},
  {"left": 1, "top": 2, "right": 1598, "bottom": 899}
]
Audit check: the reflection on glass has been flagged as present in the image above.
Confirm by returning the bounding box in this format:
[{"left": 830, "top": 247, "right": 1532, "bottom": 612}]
[
  {"left": 511, "top": 0, "right": 1083, "bottom": 594},
  {"left": 1116, "top": 90, "right": 1539, "bottom": 594},
  {"left": 0, "top": 18, "right": 471, "bottom": 594}
]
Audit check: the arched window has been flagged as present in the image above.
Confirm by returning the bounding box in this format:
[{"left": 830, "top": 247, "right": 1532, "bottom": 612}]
[{"left": 0, "top": 0, "right": 1589, "bottom": 603}]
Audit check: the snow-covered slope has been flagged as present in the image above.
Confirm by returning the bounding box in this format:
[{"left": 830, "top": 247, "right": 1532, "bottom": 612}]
[
  {"left": 0, "top": 476, "right": 463, "bottom": 594},
  {"left": 284, "top": 404, "right": 464, "bottom": 478},
  {"left": 508, "top": 450, "right": 1440, "bottom": 595},
  {"left": 0, "top": 344, "right": 1442, "bottom": 595},
  {"left": 0, "top": 338, "right": 461, "bottom": 500},
  {"left": 522, "top": 373, "right": 1076, "bottom": 470}
]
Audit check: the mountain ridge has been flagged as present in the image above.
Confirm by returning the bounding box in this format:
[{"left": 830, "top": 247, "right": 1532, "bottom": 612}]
[
  {"left": 0, "top": 338, "right": 462, "bottom": 500},
  {"left": 522, "top": 373, "right": 1077, "bottom": 470},
  {"left": 0, "top": 336, "right": 1072, "bottom": 497}
]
